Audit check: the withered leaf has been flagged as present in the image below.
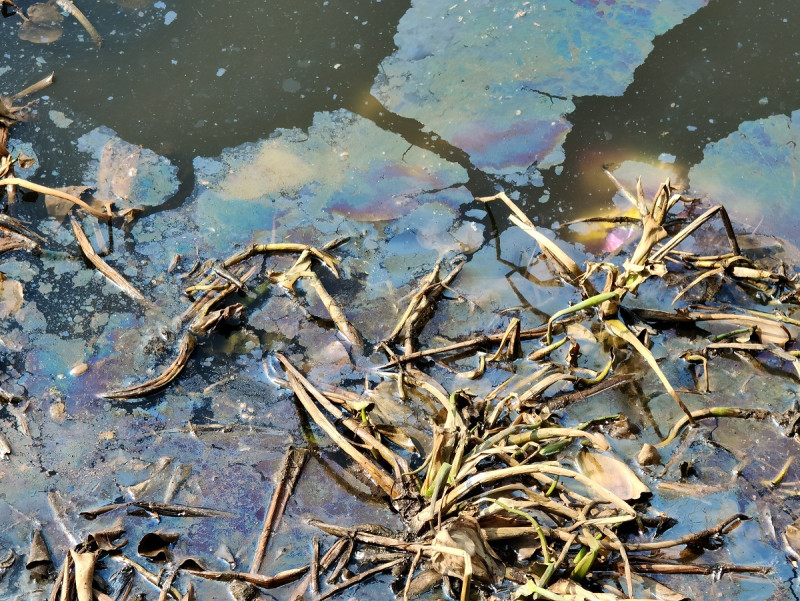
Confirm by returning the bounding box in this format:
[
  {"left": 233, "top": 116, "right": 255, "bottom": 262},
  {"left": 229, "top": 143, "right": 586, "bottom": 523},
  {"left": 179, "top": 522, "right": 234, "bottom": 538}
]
[
  {"left": 138, "top": 531, "right": 179, "bottom": 561},
  {"left": 430, "top": 514, "right": 504, "bottom": 585},
  {"left": 25, "top": 529, "right": 51, "bottom": 578},
  {"left": 576, "top": 448, "right": 651, "bottom": 502},
  {"left": 86, "top": 524, "right": 127, "bottom": 552}
]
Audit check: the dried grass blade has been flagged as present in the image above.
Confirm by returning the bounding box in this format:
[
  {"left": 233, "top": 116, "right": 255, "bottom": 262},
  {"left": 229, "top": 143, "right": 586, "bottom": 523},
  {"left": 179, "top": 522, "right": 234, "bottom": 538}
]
[
  {"left": 604, "top": 169, "right": 647, "bottom": 216},
  {"left": 477, "top": 191, "right": 587, "bottom": 288},
  {"left": 604, "top": 319, "right": 694, "bottom": 424},
  {"left": 510, "top": 215, "right": 585, "bottom": 286},
  {"left": 280, "top": 365, "right": 397, "bottom": 498},
  {"left": 651, "top": 205, "right": 740, "bottom": 263},
  {"left": 305, "top": 272, "right": 364, "bottom": 353},
  {"left": 224, "top": 242, "right": 339, "bottom": 276},
  {"left": 413, "top": 463, "right": 637, "bottom": 530},
  {"left": 508, "top": 428, "right": 610, "bottom": 452},
  {"left": 277, "top": 354, "right": 407, "bottom": 481},
  {"left": 71, "top": 218, "right": 146, "bottom": 302},
  {"left": 692, "top": 311, "right": 791, "bottom": 346},
  {"left": 657, "top": 407, "right": 771, "bottom": 447},
  {"left": 113, "top": 555, "right": 182, "bottom": 599},
  {"left": 316, "top": 558, "right": 405, "bottom": 601},
  {"left": 671, "top": 266, "right": 724, "bottom": 306},
  {"left": 101, "top": 332, "right": 196, "bottom": 399}
]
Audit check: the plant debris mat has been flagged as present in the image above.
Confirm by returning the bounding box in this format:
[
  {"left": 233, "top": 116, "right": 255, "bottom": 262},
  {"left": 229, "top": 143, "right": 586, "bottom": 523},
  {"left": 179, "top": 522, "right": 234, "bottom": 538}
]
[{"left": 4, "top": 75, "right": 800, "bottom": 601}]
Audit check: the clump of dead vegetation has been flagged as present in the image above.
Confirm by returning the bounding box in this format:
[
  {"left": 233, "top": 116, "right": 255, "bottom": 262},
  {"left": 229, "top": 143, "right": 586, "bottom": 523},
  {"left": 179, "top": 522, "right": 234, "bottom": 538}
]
[{"left": 4, "top": 71, "right": 800, "bottom": 599}]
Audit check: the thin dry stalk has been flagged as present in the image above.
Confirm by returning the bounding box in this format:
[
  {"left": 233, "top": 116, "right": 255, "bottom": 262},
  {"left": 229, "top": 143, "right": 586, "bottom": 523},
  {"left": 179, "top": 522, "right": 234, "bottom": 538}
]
[
  {"left": 184, "top": 566, "right": 308, "bottom": 589},
  {"left": 277, "top": 355, "right": 411, "bottom": 484},
  {"left": 476, "top": 192, "right": 591, "bottom": 292},
  {"left": 70, "top": 218, "right": 146, "bottom": 302},
  {"left": 281, "top": 366, "right": 397, "bottom": 498},
  {"left": 316, "top": 558, "right": 405, "bottom": 601},
  {"left": 250, "top": 447, "right": 309, "bottom": 574},
  {"left": 224, "top": 242, "right": 339, "bottom": 275},
  {"left": 385, "top": 257, "right": 466, "bottom": 355},
  {"left": 289, "top": 537, "right": 350, "bottom": 600}
]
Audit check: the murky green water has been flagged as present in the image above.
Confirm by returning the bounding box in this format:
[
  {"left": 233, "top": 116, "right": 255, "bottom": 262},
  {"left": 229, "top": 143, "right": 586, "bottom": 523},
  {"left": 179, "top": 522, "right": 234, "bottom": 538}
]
[{"left": 3, "top": 0, "right": 800, "bottom": 599}]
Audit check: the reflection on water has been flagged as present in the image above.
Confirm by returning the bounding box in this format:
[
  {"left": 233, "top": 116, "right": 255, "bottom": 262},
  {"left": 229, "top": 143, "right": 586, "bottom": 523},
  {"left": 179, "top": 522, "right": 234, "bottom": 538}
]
[{"left": 2, "top": 0, "right": 800, "bottom": 599}]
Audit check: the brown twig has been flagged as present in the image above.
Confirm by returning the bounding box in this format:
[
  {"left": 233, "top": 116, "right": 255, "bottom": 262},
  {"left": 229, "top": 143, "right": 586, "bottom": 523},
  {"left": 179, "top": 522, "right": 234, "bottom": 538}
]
[
  {"left": 184, "top": 566, "right": 308, "bottom": 589},
  {"left": 289, "top": 537, "right": 350, "bottom": 601},
  {"left": 316, "top": 558, "right": 405, "bottom": 601}
]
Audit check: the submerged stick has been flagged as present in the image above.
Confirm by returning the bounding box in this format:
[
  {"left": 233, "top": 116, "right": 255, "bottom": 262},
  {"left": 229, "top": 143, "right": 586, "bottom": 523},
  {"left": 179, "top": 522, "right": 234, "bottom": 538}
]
[
  {"left": 55, "top": 0, "right": 102, "bottom": 47},
  {"left": 658, "top": 407, "right": 771, "bottom": 447},
  {"left": 80, "top": 500, "right": 233, "bottom": 520},
  {"left": 101, "top": 332, "right": 196, "bottom": 399},
  {"left": 0, "top": 178, "right": 112, "bottom": 219},
  {"left": 71, "top": 218, "right": 146, "bottom": 302},
  {"left": 250, "top": 447, "right": 309, "bottom": 574}
]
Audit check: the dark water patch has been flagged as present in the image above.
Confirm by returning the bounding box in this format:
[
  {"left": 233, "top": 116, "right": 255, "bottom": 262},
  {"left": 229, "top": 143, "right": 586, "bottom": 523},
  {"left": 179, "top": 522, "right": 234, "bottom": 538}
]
[
  {"left": 7, "top": 0, "right": 408, "bottom": 161},
  {"left": 546, "top": 0, "right": 800, "bottom": 222}
]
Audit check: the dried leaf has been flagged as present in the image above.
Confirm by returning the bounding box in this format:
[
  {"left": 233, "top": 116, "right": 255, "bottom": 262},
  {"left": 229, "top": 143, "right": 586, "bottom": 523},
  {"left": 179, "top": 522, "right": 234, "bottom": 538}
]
[
  {"left": 25, "top": 529, "right": 51, "bottom": 578},
  {"left": 138, "top": 531, "right": 179, "bottom": 561},
  {"left": 576, "top": 449, "right": 651, "bottom": 502},
  {"left": 18, "top": 3, "right": 63, "bottom": 44},
  {"left": 430, "top": 515, "right": 503, "bottom": 585},
  {"left": 371, "top": 424, "right": 418, "bottom": 453},
  {"left": 784, "top": 519, "right": 800, "bottom": 560},
  {"left": 0, "top": 279, "right": 24, "bottom": 319}
]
